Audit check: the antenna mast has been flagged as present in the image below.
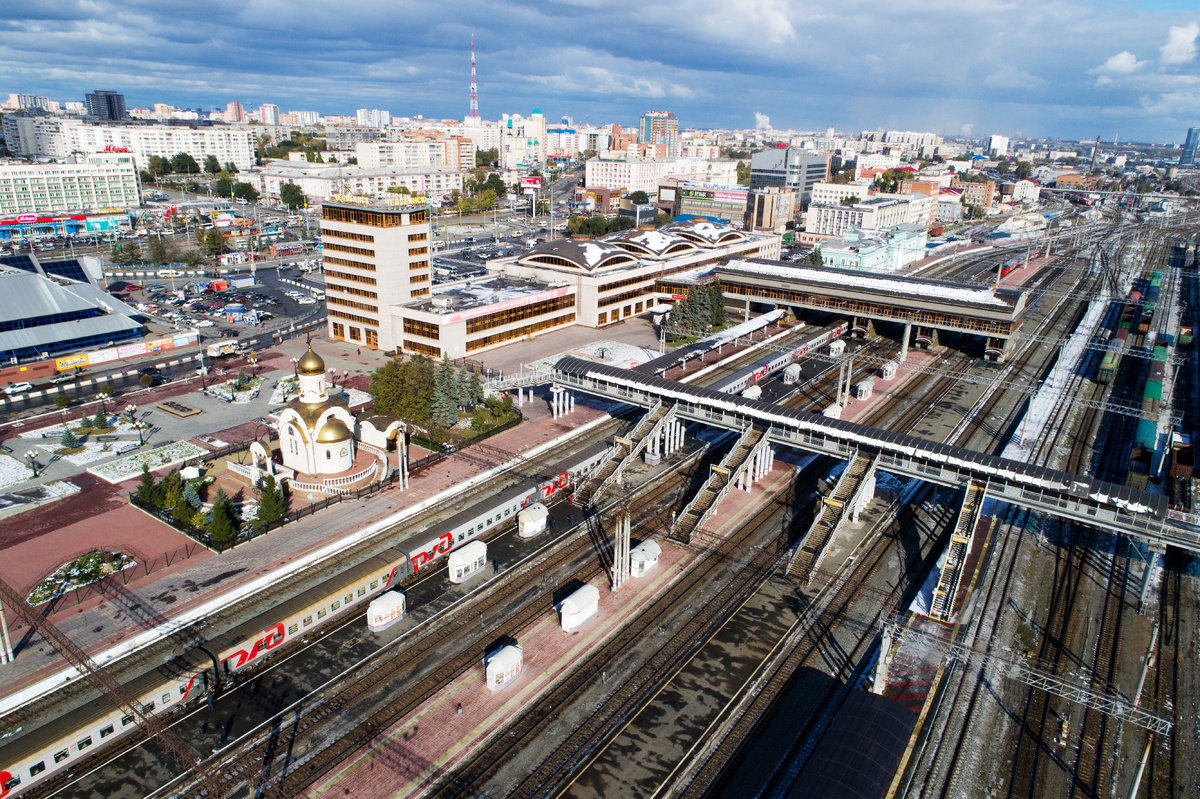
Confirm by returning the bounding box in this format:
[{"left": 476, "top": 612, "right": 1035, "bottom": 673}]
[{"left": 469, "top": 35, "right": 479, "bottom": 120}]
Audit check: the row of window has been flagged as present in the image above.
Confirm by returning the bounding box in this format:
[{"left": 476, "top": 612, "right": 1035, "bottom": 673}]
[
  {"left": 411, "top": 259, "right": 429, "bottom": 271},
  {"left": 324, "top": 268, "right": 377, "bottom": 286},
  {"left": 403, "top": 318, "right": 440, "bottom": 339},
  {"left": 326, "top": 281, "right": 378, "bottom": 299},
  {"left": 321, "top": 229, "right": 375, "bottom": 243},
  {"left": 410, "top": 273, "right": 429, "bottom": 284},
  {"left": 598, "top": 287, "right": 650, "bottom": 308},
  {"left": 465, "top": 294, "right": 576, "bottom": 335},
  {"left": 327, "top": 295, "right": 379, "bottom": 314},
  {"left": 404, "top": 338, "right": 441, "bottom": 357},
  {"left": 325, "top": 255, "right": 375, "bottom": 271},
  {"left": 323, "top": 241, "right": 375, "bottom": 258},
  {"left": 322, "top": 206, "right": 413, "bottom": 228},
  {"left": 407, "top": 232, "right": 428, "bottom": 242},
  {"left": 329, "top": 308, "right": 379, "bottom": 327},
  {"left": 466, "top": 311, "right": 575, "bottom": 352},
  {"left": 409, "top": 246, "right": 429, "bottom": 256}
]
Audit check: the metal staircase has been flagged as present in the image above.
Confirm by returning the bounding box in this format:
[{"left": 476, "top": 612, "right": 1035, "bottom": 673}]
[
  {"left": 670, "top": 425, "right": 766, "bottom": 543},
  {"left": 572, "top": 401, "right": 671, "bottom": 507},
  {"left": 787, "top": 451, "right": 878, "bottom": 582},
  {"left": 930, "top": 480, "right": 988, "bottom": 621}
]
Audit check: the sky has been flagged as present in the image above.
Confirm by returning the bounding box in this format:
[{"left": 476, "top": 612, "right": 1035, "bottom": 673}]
[{"left": 1, "top": 0, "right": 1198, "bottom": 144}]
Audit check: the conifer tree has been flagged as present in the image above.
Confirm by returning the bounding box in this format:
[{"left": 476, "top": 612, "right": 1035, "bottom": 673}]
[
  {"left": 256, "top": 474, "right": 286, "bottom": 526},
  {"left": 59, "top": 428, "right": 79, "bottom": 449},
  {"left": 432, "top": 358, "right": 460, "bottom": 427},
  {"left": 207, "top": 489, "right": 238, "bottom": 545}
]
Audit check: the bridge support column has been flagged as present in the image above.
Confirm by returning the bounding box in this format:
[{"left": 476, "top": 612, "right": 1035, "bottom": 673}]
[
  {"left": 743, "top": 298, "right": 751, "bottom": 322},
  {"left": 851, "top": 471, "right": 876, "bottom": 523},
  {"left": 900, "top": 320, "right": 911, "bottom": 363},
  {"left": 568, "top": 393, "right": 574, "bottom": 413},
  {"left": 1137, "top": 545, "right": 1163, "bottom": 613}
]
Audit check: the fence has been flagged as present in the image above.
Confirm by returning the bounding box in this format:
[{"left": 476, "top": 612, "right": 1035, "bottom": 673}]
[{"left": 128, "top": 469, "right": 398, "bottom": 553}]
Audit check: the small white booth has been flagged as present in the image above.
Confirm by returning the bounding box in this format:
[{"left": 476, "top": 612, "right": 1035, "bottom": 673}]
[
  {"left": 517, "top": 503, "right": 549, "bottom": 538},
  {"left": 630, "top": 540, "right": 662, "bottom": 578},
  {"left": 485, "top": 644, "right": 523, "bottom": 691},
  {"left": 782, "top": 363, "right": 803, "bottom": 385},
  {"left": 829, "top": 340, "right": 846, "bottom": 357},
  {"left": 823, "top": 404, "right": 843, "bottom": 419},
  {"left": 558, "top": 584, "right": 600, "bottom": 633},
  {"left": 742, "top": 384, "right": 763, "bottom": 400},
  {"left": 853, "top": 378, "right": 875, "bottom": 400},
  {"left": 880, "top": 360, "right": 898, "bottom": 380},
  {"left": 367, "top": 590, "right": 406, "bottom": 632},
  {"left": 448, "top": 540, "right": 488, "bottom": 583}
]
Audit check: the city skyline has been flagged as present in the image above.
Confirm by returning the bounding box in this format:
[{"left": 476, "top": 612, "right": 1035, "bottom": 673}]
[{"left": 1, "top": 1, "right": 1198, "bottom": 142}]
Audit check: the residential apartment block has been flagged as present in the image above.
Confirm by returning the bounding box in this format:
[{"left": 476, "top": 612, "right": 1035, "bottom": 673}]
[
  {"left": 253, "top": 161, "right": 465, "bottom": 204},
  {"left": 585, "top": 155, "right": 737, "bottom": 194},
  {"left": 355, "top": 133, "right": 475, "bottom": 172},
  {"left": 0, "top": 156, "right": 140, "bottom": 215},
  {"left": 806, "top": 197, "right": 912, "bottom": 238}
]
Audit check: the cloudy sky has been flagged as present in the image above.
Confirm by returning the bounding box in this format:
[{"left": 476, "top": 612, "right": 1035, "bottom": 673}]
[{"left": 2, "top": 0, "right": 1198, "bottom": 143}]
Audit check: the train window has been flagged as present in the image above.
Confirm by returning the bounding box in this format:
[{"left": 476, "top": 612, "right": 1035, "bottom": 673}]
[
  {"left": 3, "top": 775, "right": 19, "bottom": 790},
  {"left": 100, "top": 724, "right": 115, "bottom": 738},
  {"left": 504, "top": 509, "right": 510, "bottom": 517},
  {"left": 370, "top": 580, "right": 378, "bottom": 590},
  {"left": 30, "top": 761, "right": 46, "bottom": 776},
  {"left": 121, "top": 715, "right": 134, "bottom": 727},
  {"left": 358, "top": 587, "right": 366, "bottom": 597},
  {"left": 303, "top": 616, "right": 312, "bottom": 627},
  {"left": 345, "top": 594, "right": 353, "bottom": 604},
  {"left": 289, "top": 624, "right": 299, "bottom": 634},
  {"left": 54, "top": 750, "right": 69, "bottom": 763},
  {"left": 317, "top": 609, "right": 327, "bottom": 618},
  {"left": 162, "top": 693, "right": 171, "bottom": 705},
  {"left": 143, "top": 702, "right": 155, "bottom": 714},
  {"left": 487, "top": 517, "right": 493, "bottom": 525},
  {"left": 78, "top": 736, "right": 93, "bottom": 750},
  {"left": 272, "top": 630, "right": 284, "bottom": 644},
  {"left": 331, "top": 601, "right": 340, "bottom": 611},
  {"left": 179, "top": 686, "right": 188, "bottom": 695}
]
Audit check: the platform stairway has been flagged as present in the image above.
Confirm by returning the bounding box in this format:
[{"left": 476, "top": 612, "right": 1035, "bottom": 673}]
[
  {"left": 572, "top": 401, "right": 674, "bottom": 508},
  {"left": 786, "top": 450, "right": 879, "bottom": 583},
  {"left": 930, "top": 480, "right": 988, "bottom": 621},
  {"left": 669, "top": 424, "right": 768, "bottom": 544}
]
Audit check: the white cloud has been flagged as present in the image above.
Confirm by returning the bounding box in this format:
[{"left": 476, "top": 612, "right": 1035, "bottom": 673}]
[
  {"left": 1093, "top": 51, "right": 1144, "bottom": 76},
  {"left": 1160, "top": 22, "right": 1199, "bottom": 65},
  {"left": 961, "top": 123, "right": 974, "bottom": 136},
  {"left": 755, "top": 112, "right": 771, "bottom": 129},
  {"left": 984, "top": 63, "right": 1044, "bottom": 90}
]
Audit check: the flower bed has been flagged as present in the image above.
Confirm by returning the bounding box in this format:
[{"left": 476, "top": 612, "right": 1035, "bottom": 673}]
[
  {"left": 205, "top": 376, "right": 265, "bottom": 404},
  {"left": 39, "top": 439, "right": 140, "bottom": 465},
  {"left": 28, "top": 551, "right": 136, "bottom": 605},
  {"left": 88, "top": 441, "right": 207, "bottom": 483},
  {"left": 0, "top": 453, "right": 34, "bottom": 489}
]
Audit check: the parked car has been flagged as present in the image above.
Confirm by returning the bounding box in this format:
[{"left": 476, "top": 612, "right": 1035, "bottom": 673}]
[{"left": 4, "top": 382, "right": 33, "bottom": 395}]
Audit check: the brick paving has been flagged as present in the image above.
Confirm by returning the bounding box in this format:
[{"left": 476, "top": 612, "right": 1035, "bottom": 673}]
[
  {"left": 307, "top": 448, "right": 800, "bottom": 798},
  {"left": 842, "top": 348, "right": 938, "bottom": 425}
]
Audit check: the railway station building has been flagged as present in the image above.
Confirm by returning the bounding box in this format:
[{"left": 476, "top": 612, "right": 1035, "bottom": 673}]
[{"left": 386, "top": 220, "right": 781, "bottom": 360}]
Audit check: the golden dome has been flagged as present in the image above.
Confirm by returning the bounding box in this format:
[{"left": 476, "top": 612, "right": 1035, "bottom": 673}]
[
  {"left": 315, "top": 417, "right": 353, "bottom": 443},
  {"left": 297, "top": 346, "right": 325, "bottom": 377}
]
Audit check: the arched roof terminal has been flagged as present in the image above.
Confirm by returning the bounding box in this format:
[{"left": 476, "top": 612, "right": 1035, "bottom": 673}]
[{"left": 553, "top": 357, "right": 1197, "bottom": 551}]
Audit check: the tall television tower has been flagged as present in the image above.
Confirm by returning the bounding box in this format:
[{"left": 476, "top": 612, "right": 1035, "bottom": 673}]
[{"left": 468, "top": 35, "right": 479, "bottom": 122}]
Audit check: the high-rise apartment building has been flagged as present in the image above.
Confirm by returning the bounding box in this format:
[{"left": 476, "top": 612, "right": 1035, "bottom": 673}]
[
  {"left": 986, "top": 135, "right": 1009, "bottom": 158},
  {"left": 224, "top": 101, "right": 246, "bottom": 123},
  {"left": 320, "top": 198, "right": 432, "bottom": 352},
  {"left": 84, "top": 90, "right": 126, "bottom": 121},
  {"left": 639, "top": 111, "right": 679, "bottom": 157},
  {"left": 1180, "top": 127, "right": 1200, "bottom": 166},
  {"left": 259, "top": 103, "right": 280, "bottom": 126}
]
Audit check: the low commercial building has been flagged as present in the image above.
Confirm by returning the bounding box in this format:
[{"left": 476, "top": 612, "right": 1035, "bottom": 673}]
[
  {"left": 255, "top": 161, "right": 465, "bottom": 205},
  {"left": 0, "top": 256, "right": 145, "bottom": 363},
  {"left": 817, "top": 225, "right": 928, "bottom": 272},
  {"left": 658, "top": 180, "right": 795, "bottom": 232},
  {"left": 391, "top": 220, "right": 781, "bottom": 358},
  {"left": 0, "top": 156, "right": 140, "bottom": 216},
  {"left": 807, "top": 197, "right": 912, "bottom": 238},
  {"left": 585, "top": 155, "right": 737, "bottom": 194}
]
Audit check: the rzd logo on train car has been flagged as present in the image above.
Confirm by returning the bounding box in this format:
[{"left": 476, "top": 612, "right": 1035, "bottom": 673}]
[
  {"left": 538, "top": 472, "right": 570, "bottom": 501},
  {"left": 410, "top": 532, "right": 456, "bottom": 573},
  {"left": 222, "top": 623, "right": 286, "bottom": 670}
]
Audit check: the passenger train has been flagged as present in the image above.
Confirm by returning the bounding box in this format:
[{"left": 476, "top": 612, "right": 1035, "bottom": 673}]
[
  {"left": 716, "top": 322, "right": 848, "bottom": 395},
  {"left": 0, "top": 446, "right": 611, "bottom": 798}
]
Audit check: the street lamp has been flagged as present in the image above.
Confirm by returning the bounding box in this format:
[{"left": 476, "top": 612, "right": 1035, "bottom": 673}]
[{"left": 25, "top": 451, "right": 39, "bottom": 478}]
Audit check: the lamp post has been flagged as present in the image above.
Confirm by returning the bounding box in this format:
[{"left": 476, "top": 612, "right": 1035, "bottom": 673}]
[{"left": 25, "top": 451, "right": 38, "bottom": 478}]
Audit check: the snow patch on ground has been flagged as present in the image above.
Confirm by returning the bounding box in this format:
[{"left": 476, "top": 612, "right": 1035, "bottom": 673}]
[
  {"left": 87, "top": 441, "right": 207, "bottom": 483},
  {"left": 0, "top": 453, "right": 34, "bottom": 489},
  {"left": 524, "top": 340, "right": 661, "bottom": 372}
]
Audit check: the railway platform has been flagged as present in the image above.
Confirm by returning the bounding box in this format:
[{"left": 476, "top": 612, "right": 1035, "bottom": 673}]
[{"left": 303, "top": 436, "right": 807, "bottom": 798}]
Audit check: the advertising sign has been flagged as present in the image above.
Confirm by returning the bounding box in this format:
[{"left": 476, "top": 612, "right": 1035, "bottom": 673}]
[
  {"left": 54, "top": 354, "right": 89, "bottom": 371},
  {"left": 520, "top": 176, "right": 542, "bottom": 190},
  {"left": 117, "top": 342, "right": 147, "bottom": 359},
  {"left": 88, "top": 347, "right": 119, "bottom": 365}
]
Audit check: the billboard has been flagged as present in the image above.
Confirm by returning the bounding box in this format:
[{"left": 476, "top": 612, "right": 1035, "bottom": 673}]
[
  {"left": 520, "top": 176, "right": 542, "bottom": 190},
  {"left": 53, "top": 330, "right": 199, "bottom": 372}
]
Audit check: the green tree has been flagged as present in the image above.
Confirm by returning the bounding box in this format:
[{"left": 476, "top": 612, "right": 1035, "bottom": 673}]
[
  {"left": 139, "top": 374, "right": 155, "bottom": 388},
  {"left": 996, "top": 160, "right": 1012, "bottom": 175},
  {"left": 160, "top": 470, "right": 183, "bottom": 510},
  {"left": 256, "top": 474, "right": 286, "bottom": 526},
  {"left": 608, "top": 215, "right": 635, "bottom": 232},
  {"left": 214, "top": 175, "right": 233, "bottom": 197},
  {"left": 736, "top": 161, "right": 751, "bottom": 184},
  {"left": 54, "top": 395, "right": 71, "bottom": 412},
  {"left": 137, "top": 465, "right": 158, "bottom": 505},
  {"left": 432, "top": 358, "right": 460, "bottom": 427},
  {"left": 475, "top": 147, "right": 498, "bottom": 167},
  {"left": 839, "top": 195, "right": 861, "bottom": 206},
  {"left": 60, "top": 428, "right": 79, "bottom": 449},
  {"left": 280, "top": 183, "right": 306, "bottom": 210},
  {"left": 653, "top": 213, "right": 673, "bottom": 228},
  {"left": 146, "top": 235, "right": 176, "bottom": 265},
  {"left": 232, "top": 182, "right": 260, "bottom": 202},
  {"left": 370, "top": 355, "right": 436, "bottom": 422},
  {"left": 181, "top": 249, "right": 205, "bottom": 268},
  {"left": 147, "top": 155, "right": 170, "bottom": 176},
  {"left": 204, "top": 228, "right": 226, "bottom": 257},
  {"left": 387, "top": 185, "right": 412, "bottom": 195},
  {"left": 705, "top": 283, "right": 726, "bottom": 327},
  {"left": 140, "top": 170, "right": 157, "bottom": 185},
  {"left": 207, "top": 488, "right": 238, "bottom": 545},
  {"left": 171, "top": 152, "right": 200, "bottom": 176},
  {"left": 466, "top": 372, "right": 485, "bottom": 406},
  {"left": 629, "top": 190, "right": 650, "bottom": 205},
  {"left": 92, "top": 407, "right": 108, "bottom": 429},
  {"left": 1015, "top": 160, "right": 1033, "bottom": 179},
  {"left": 203, "top": 154, "right": 221, "bottom": 174},
  {"left": 224, "top": 161, "right": 239, "bottom": 174},
  {"left": 256, "top": 132, "right": 273, "bottom": 162},
  {"left": 482, "top": 173, "right": 507, "bottom": 197},
  {"left": 807, "top": 246, "right": 824, "bottom": 266},
  {"left": 181, "top": 479, "right": 202, "bottom": 510}
]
